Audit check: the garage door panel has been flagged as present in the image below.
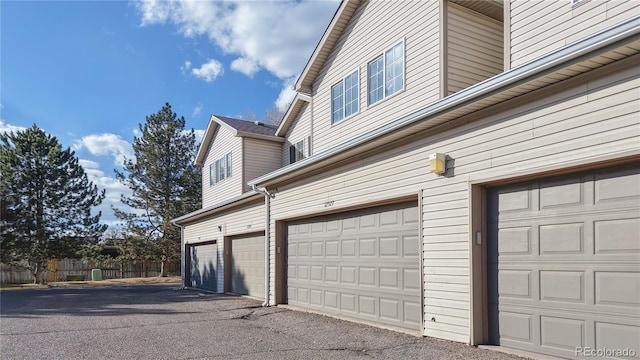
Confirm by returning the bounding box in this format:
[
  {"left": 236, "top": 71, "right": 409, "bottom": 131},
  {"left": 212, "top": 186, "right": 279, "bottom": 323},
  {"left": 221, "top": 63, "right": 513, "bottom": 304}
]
[
  {"left": 290, "top": 284, "right": 421, "bottom": 325},
  {"left": 595, "top": 322, "right": 640, "bottom": 352},
  {"left": 287, "top": 201, "right": 421, "bottom": 331},
  {"left": 595, "top": 217, "right": 640, "bottom": 254},
  {"left": 189, "top": 243, "right": 218, "bottom": 291},
  {"left": 594, "top": 166, "right": 640, "bottom": 202},
  {"left": 230, "top": 233, "right": 264, "bottom": 299},
  {"left": 595, "top": 271, "right": 640, "bottom": 308},
  {"left": 490, "top": 164, "right": 640, "bottom": 358}
]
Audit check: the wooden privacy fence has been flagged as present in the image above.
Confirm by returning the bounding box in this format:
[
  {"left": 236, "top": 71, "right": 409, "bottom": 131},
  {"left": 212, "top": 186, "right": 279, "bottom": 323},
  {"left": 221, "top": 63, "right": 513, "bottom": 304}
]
[
  {"left": 46, "top": 259, "right": 180, "bottom": 282},
  {"left": 0, "top": 263, "right": 33, "bottom": 284},
  {"left": 0, "top": 259, "right": 180, "bottom": 284}
]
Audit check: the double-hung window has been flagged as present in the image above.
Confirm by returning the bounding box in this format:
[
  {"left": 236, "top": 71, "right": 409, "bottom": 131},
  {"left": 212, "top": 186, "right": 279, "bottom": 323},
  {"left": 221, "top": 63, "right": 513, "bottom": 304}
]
[
  {"left": 289, "top": 139, "right": 305, "bottom": 164},
  {"left": 331, "top": 70, "right": 359, "bottom": 124},
  {"left": 209, "top": 152, "right": 232, "bottom": 185},
  {"left": 368, "top": 40, "right": 404, "bottom": 106}
]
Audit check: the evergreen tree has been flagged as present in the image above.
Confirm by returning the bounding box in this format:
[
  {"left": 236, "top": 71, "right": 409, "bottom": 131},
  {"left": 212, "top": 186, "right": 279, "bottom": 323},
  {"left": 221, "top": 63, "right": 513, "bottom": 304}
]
[
  {"left": 114, "top": 103, "right": 201, "bottom": 276},
  {"left": 0, "top": 125, "right": 106, "bottom": 283}
]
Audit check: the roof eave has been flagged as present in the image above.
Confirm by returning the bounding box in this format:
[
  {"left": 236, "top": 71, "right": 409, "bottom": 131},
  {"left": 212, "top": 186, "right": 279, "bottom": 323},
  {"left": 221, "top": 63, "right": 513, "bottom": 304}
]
[
  {"left": 172, "top": 191, "right": 262, "bottom": 225},
  {"left": 237, "top": 131, "right": 284, "bottom": 142},
  {"left": 194, "top": 116, "right": 219, "bottom": 166},
  {"left": 250, "top": 16, "right": 640, "bottom": 189},
  {"left": 295, "top": 0, "right": 360, "bottom": 92},
  {"left": 275, "top": 93, "right": 312, "bottom": 137}
]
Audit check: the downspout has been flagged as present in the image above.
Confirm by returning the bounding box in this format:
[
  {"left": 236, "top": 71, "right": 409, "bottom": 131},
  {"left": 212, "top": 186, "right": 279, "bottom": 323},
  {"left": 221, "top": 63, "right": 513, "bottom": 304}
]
[
  {"left": 171, "top": 221, "right": 186, "bottom": 290},
  {"left": 252, "top": 185, "right": 273, "bottom": 306}
]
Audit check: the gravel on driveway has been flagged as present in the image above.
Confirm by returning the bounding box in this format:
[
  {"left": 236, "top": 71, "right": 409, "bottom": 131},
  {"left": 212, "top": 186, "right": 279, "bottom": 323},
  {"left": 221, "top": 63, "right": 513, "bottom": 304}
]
[{"left": 0, "top": 283, "right": 526, "bottom": 360}]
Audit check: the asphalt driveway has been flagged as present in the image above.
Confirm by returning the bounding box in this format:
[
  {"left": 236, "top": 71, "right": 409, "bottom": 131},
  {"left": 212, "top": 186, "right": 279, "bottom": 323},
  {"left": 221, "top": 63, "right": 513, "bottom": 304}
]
[{"left": 0, "top": 283, "right": 523, "bottom": 359}]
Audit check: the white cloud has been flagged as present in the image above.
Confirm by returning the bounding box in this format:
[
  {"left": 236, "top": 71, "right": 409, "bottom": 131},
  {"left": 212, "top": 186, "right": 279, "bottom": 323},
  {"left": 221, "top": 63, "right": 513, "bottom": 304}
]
[
  {"left": 135, "top": 0, "right": 338, "bottom": 105},
  {"left": 192, "top": 103, "right": 203, "bottom": 117},
  {"left": 78, "top": 159, "right": 100, "bottom": 170},
  {"left": 0, "top": 119, "right": 27, "bottom": 134},
  {"left": 275, "top": 77, "right": 297, "bottom": 111},
  {"left": 231, "top": 57, "right": 259, "bottom": 77},
  {"left": 194, "top": 129, "right": 205, "bottom": 146},
  {"left": 180, "top": 60, "right": 192, "bottom": 75},
  {"left": 81, "top": 164, "right": 133, "bottom": 228},
  {"left": 73, "top": 133, "right": 133, "bottom": 167},
  {"left": 192, "top": 59, "right": 223, "bottom": 82}
]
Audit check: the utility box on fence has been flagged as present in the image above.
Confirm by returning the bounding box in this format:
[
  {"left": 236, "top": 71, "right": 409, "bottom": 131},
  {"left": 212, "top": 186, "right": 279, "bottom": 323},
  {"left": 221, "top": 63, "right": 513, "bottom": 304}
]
[{"left": 91, "top": 269, "right": 102, "bottom": 281}]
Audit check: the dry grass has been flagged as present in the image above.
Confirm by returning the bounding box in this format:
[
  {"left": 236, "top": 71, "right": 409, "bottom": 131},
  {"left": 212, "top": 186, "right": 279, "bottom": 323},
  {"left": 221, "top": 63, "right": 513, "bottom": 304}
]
[{"left": 0, "top": 276, "right": 181, "bottom": 291}]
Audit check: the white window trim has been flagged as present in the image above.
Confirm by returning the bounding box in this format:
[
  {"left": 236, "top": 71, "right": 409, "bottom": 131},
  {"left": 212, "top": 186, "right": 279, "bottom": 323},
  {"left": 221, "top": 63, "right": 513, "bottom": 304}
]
[
  {"left": 331, "top": 68, "right": 360, "bottom": 125},
  {"left": 366, "top": 38, "right": 406, "bottom": 108},
  {"left": 289, "top": 138, "right": 306, "bottom": 164},
  {"left": 210, "top": 152, "right": 232, "bottom": 186}
]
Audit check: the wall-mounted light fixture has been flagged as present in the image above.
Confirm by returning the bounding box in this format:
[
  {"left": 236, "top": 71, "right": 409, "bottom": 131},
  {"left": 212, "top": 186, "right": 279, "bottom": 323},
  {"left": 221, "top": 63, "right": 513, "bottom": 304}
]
[
  {"left": 429, "top": 153, "right": 447, "bottom": 175},
  {"left": 217, "top": 225, "right": 222, "bottom": 232}
]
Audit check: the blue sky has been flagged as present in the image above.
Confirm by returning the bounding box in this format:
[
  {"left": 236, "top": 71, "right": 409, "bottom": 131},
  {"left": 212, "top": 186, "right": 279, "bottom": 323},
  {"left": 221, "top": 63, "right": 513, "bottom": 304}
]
[{"left": 1, "top": 0, "right": 338, "bottom": 227}]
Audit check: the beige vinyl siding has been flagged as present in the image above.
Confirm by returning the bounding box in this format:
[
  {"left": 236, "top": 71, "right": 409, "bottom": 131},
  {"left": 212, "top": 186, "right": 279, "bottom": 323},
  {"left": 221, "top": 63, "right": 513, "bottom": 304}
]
[
  {"left": 243, "top": 138, "right": 282, "bottom": 191},
  {"left": 202, "top": 126, "right": 243, "bottom": 208},
  {"left": 311, "top": 0, "right": 441, "bottom": 153},
  {"left": 267, "top": 56, "right": 638, "bottom": 342},
  {"left": 282, "top": 103, "right": 312, "bottom": 166},
  {"left": 510, "top": 0, "right": 640, "bottom": 67},
  {"left": 183, "top": 198, "right": 264, "bottom": 293},
  {"left": 447, "top": 3, "right": 503, "bottom": 95}
]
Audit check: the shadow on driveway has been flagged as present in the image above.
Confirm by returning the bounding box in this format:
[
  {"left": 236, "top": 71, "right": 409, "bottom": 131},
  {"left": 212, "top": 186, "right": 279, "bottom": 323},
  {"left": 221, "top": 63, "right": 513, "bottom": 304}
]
[{"left": 0, "top": 283, "right": 243, "bottom": 318}]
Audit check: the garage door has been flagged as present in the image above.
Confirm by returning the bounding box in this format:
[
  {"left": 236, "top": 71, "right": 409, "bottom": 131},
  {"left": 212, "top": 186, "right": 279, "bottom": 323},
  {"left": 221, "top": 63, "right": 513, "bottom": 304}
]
[
  {"left": 488, "top": 164, "right": 640, "bottom": 359},
  {"left": 230, "top": 233, "right": 265, "bottom": 299},
  {"left": 287, "top": 201, "right": 422, "bottom": 332},
  {"left": 189, "top": 242, "right": 218, "bottom": 291}
]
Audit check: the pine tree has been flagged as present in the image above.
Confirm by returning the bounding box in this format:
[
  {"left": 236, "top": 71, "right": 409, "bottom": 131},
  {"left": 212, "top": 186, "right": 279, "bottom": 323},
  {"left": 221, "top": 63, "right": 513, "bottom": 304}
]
[
  {"left": 114, "top": 103, "right": 201, "bottom": 276},
  {"left": 0, "top": 125, "right": 107, "bottom": 283}
]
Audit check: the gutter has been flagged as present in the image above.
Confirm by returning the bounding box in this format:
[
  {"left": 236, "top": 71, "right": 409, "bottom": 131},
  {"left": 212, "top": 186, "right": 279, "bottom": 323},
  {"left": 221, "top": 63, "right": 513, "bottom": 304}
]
[
  {"left": 172, "top": 190, "right": 261, "bottom": 225},
  {"left": 250, "top": 15, "right": 640, "bottom": 188},
  {"left": 251, "top": 185, "right": 274, "bottom": 307},
  {"left": 236, "top": 131, "right": 284, "bottom": 143}
]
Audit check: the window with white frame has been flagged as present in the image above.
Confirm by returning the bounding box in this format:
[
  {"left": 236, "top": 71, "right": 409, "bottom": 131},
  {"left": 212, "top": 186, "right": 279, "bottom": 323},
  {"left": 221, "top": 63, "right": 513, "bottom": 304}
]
[
  {"left": 289, "top": 139, "right": 305, "bottom": 164},
  {"left": 368, "top": 40, "right": 404, "bottom": 106},
  {"left": 209, "top": 152, "right": 232, "bottom": 185},
  {"left": 225, "top": 152, "right": 232, "bottom": 178},
  {"left": 331, "top": 70, "right": 359, "bottom": 124}
]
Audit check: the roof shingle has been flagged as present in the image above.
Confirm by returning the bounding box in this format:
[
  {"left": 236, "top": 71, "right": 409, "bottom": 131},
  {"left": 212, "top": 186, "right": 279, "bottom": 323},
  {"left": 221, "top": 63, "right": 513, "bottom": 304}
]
[{"left": 215, "top": 116, "right": 278, "bottom": 136}]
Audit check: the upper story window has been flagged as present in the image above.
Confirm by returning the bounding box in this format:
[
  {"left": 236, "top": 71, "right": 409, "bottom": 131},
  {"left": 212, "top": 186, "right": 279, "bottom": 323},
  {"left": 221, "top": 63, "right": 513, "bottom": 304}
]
[
  {"left": 209, "top": 152, "right": 232, "bottom": 185},
  {"left": 368, "top": 40, "right": 405, "bottom": 106},
  {"left": 331, "top": 70, "right": 359, "bottom": 124},
  {"left": 289, "top": 139, "right": 305, "bottom": 164}
]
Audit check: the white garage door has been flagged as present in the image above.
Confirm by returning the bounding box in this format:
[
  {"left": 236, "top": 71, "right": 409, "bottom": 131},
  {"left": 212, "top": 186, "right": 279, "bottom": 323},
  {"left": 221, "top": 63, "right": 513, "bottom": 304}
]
[
  {"left": 230, "top": 233, "right": 265, "bottom": 299},
  {"left": 287, "top": 201, "right": 422, "bottom": 332},
  {"left": 189, "top": 242, "right": 218, "bottom": 291},
  {"left": 488, "top": 164, "right": 640, "bottom": 359}
]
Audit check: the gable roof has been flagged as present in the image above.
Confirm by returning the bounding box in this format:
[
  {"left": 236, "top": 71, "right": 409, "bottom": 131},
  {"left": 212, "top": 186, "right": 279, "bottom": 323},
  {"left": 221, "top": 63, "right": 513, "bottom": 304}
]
[
  {"left": 275, "top": 93, "right": 312, "bottom": 137},
  {"left": 216, "top": 116, "right": 278, "bottom": 137},
  {"left": 295, "top": 0, "right": 361, "bottom": 93},
  {"left": 296, "top": 0, "right": 503, "bottom": 92},
  {"left": 251, "top": 16, "right": 640, "bottom": 189},
  {"left": 194, "top": 115, "right": 282, "bottom": 166}
]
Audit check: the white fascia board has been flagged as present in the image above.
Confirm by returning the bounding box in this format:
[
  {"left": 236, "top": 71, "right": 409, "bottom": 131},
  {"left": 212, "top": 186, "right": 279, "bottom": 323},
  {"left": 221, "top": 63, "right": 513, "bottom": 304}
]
[
  {"left": 275, "top": 93, "right": 312, "bottom": 137},
  {"left": 295, "top": 0, "right": 358, "bottom": 92},
  {"left": 171, "top": 191, "right": 262, "bottom": 225},
  {"left": 194, "top": 116, "right": 219, "bottom": 167},
  {"left": 211, "top": 116, "right": 241, "bottom": 136}
]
